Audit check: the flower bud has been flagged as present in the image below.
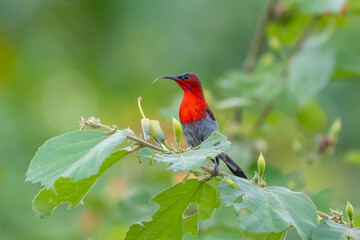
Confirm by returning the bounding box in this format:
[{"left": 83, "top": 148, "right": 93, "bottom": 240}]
[
  {"left": 346, "top": 201, "right": 354, "bottom": 225},
  {"left": 328, "top": 118, "right": 341, "bottom": 141},
  {"left": 150, "top": 120, "right": 166, "bottom": 145},
  {"left": 172, "top": 118, "right": 182, "bottom": 144},
  {"left": 257, "top": 153, "right": 266, "bottom": 178},
  {"left": 254, "top": 171, "right": 260, "bottom": 184},
  {"left": 225, "top": 179, "right": 237, "bottom": 189},
  {"left": 141, "top": 118, "right": 151, "bottom": 140}
]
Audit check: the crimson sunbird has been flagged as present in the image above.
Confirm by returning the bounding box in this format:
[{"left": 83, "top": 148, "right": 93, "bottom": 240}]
[{"left": 156, "top": 73, "right": 247, "bottom": 178}]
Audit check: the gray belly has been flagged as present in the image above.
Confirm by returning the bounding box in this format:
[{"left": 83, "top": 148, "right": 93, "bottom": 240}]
[{"left": 182, "top": 115, "right": 219, "bottom": 147}]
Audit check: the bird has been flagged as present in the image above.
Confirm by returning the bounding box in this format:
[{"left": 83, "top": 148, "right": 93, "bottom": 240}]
[{"left": 155, "top": 73, "right": 247, "bottom": 179}]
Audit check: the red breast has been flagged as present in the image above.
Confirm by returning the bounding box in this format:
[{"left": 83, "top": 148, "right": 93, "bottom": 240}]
[{"left": 179, "top": 93, "right": 209, "bottom": 124}]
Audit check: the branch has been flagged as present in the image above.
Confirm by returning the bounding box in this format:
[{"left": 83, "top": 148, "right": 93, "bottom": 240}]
[
  {"left": 284, "top": 15, "right": 321, "bottom": 73},
  {"left": 243, "top": 0, "right": 279, "bottom": 74},
  {"left": 317, "top": 211, "right": 351, "bottom": 227},
  {"left": 317, "top": 211, "right": 331, "bottom": 220},
  {"left": 127, "top": 135, "right": 230, "bottom": 178},
  {"left": 126, "top": 135, "right": 169, "bottom": 153},
  {"left": 80, "top": 116, "right": 233, "bottom": 178},
  {"left": 254, "top": 103, "right": 273, "bottom": 129}
]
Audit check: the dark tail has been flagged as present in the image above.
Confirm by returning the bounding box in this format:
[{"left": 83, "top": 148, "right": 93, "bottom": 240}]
[{"left": 218, "top": 153, "right": 247, "bottom": 179}]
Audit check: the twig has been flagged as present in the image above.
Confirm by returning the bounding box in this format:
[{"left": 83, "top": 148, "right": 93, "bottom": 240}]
[
  {"left": 284, "top": 15, "right": 321, "bottom": 73},
  {"left": 255, "top": 103, "right": 273, "bottom": 129},
  {"left": 317, "top": 211, "right": 331, "bottom": 220},
  {"left": 317, "top": 211, "right": 351, "bottom": 227},
  {"left": 127, "top": 136, "right": 230, "bottom": 178},
  {"left": 80, "top": 116, "right": 118, "bottom": 134},
  {"left": 126, "top": 135, "right": 169, "bottom": 153},
  {"left": 81, "top": 116, "right": 233, "bottom": 178},
  {"left": 243, "top": 0, "right": 279, "bottom": 74}
]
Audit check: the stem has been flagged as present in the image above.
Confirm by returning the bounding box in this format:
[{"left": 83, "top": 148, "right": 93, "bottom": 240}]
[
  {"left": 137, "top": 97, "right": 147, "bottom": 119},
  {"left": 317, "top": 211, "right": 331, "bottom": 220},
  {"left": 284, "top": 15, "right": 321, "bottom": 73},
  {"left": 255, "top": 103, "right": 273, "bottom": 129},
  {"left": 243, "top": 0, "right": 278, "bottom": 74},
  {"left": 251, "top": 16, "right": 320, "bottom": 128},
  {"left": 126, "top": 135, "right": 169, "bottom": 153},
  {"left": 317, "top": 211, "right": 351, "bottom": 227},
  {"left": 81, "top": 116, "right": 235, "bottom": 178},
  {"left": 128, "top": 135, "right": 230, "bottom": 178}
]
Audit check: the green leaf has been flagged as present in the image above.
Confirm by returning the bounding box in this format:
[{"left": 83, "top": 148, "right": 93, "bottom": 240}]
[
  {"left": 268, "top": 15, "right": 311, "bottom": 45},
  {"left": 32, "top": 149, "right": 130, "bottom": 218},
  {"left": 141, "top": 132, "right": 230, "bottom": 172},
  {"left": 183, "top": 231, "right": 241, "bottom": 240},
  {"left": 286, "top": 0, "right": 347, "bottom": 14},
  {"left": 312, "top": 220, "right": 360, "bottom": 240},
  {"left": 217, "top": 97, "right": 252, "bottom": 109},
  {"left": 26, "top": 129, "right": 134, "bottom": 188},
  {"left": 184, "top": 229, "right": 288, "bottom": 240},
  {"left": 139, "top": 147, "right": 154, "bottom": 164},
  {"left": 125, "top": 178, "right": 221, "bottom": 240},
  {"left": 219, "top": 176, "right": 317, "bottom": 240},
  {"left": 327, "top": 16, "right": 360, "bottom": 78},
  {"left": 239, "top": 229, "right": 288, "bottom": 240},
  {"left": 289, "top": 39, "right": 335, "bottom": 105},
  {"left": 219, "top": 70, "right": 285, "bottom": 103}
]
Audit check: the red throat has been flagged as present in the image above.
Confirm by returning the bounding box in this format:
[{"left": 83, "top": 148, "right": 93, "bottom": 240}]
[{"left": 179, "top": 90, "right": 209, "bottom": 124}]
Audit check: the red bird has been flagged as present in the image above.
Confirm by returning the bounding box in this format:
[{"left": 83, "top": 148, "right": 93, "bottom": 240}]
[{"left": 157, "top": 73, "right": 247, "bottom": 178}]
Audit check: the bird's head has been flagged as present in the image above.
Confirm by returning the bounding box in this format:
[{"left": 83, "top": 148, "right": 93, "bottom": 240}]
[{"left": 154, "top": 73, "right": 204, "bottom": 97}]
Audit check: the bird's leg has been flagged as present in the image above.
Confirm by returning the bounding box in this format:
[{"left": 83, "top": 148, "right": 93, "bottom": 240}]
[{"left": 211, "top": 158, "right": 219, "bottom": 177}]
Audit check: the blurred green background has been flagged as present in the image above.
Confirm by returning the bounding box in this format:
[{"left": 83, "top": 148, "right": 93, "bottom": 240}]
[{"left": 1, "top": 0, "right": 360, "bottom": 239}]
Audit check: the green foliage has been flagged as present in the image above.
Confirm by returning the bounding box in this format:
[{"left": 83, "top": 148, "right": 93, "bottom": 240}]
[
  {"left": 239, "top": 230, "right": 288, "bottom": 240},
  {"left": 26, "top": 129, "right": 134, "bottom": 188},
  {"left": 26, "top": 129, "right": 134, "bottom": 218},
  {"left": 218, "top": 70, "right": 285, "bottom": 106},
  {"left": 33, "top": 149, "right": 130, "bottom": 218},
  {"left": 10, "top": 0, "right": 360, "bottom": 239},
  {"left": 140, "top": 132, "right": 230, "bottom": 172},
  {"left": 296, "top": 100, "right": 326, "bottom": 131},
  {"left": 219, "top": 176, "right": 318, "bottom": 240},
  {"left": 289, "top": 41, "right": 335, "bottom": 105},
  {"left": 287, "top": 0, "right": 347, "bottom": 14},
  {"left": 312, "top": 220, "right": 360, "bottom": 240},
  {"left": 125, "top": 178, "right": 221, "bottom": 240}
]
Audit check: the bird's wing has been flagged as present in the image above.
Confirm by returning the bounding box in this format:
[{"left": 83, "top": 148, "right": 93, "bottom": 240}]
[{"left": 205, "top": 108, "right": 216, "bottom": 121}]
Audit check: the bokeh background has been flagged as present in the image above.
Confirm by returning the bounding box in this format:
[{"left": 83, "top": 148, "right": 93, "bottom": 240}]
[{"left": 1, "top": 0, "right": 360, "bottom": 239}]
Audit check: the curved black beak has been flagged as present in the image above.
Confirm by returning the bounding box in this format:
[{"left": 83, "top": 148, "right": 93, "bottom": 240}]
[{"left": 153, "top": 75, "right": 180, "bottom": 84}]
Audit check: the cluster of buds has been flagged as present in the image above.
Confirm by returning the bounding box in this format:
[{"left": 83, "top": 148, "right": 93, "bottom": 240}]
[
  {"left": 79, "top": 116, "right": 118, "bottom": 134},
  {"left": 138, "top": 97, "right": 183, "bottom": 150},
  {"left": 325, "top": 201, "right": 356, "bottom": 228},
  {"left": 253, "top": 153, "right": 266, "bottom": 187}
]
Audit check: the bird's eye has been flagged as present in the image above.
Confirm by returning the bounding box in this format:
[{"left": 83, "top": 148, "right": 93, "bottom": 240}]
[{"left": 183, "top": 74, "right": 190, "bottom": 80}]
